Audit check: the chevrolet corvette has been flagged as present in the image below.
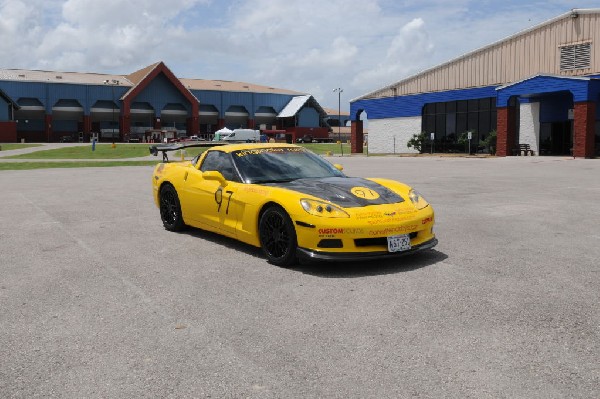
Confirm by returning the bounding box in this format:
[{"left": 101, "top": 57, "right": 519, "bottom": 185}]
[{"left": 150, "top": 143, "right": 437, "bottom": 266}]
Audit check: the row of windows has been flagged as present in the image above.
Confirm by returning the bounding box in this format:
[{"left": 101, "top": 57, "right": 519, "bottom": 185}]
[
  {"left": 422, "top": 98, "right": 497, "bottom": 145},
  {"left": 423, "top": 98, "right": 496, "bottom": 115}
]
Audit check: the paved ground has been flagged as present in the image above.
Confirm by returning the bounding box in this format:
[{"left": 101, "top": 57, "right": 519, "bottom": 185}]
[{"left": 0, "top": 153, "right": 598, "bottom": 398}]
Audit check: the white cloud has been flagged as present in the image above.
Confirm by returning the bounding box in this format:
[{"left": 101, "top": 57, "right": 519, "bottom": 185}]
[
  {"left": 351, "top": 18, "right": 434, "bottom": 96},
  {"left": 2, "top": 0, "right": 600, "bottom": 109}
]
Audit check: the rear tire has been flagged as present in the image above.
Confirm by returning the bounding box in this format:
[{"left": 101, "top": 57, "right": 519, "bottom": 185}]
[
  {"left": 259, "top": 205, "right": 298, "bottom": 267},
  {"left": 160, "top": 184, "right": 185, "bottom": 231}
]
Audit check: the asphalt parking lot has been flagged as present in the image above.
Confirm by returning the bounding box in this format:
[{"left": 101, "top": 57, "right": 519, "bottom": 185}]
[{"left": 1, "top": 155, "right": 598, "bottom": 398}]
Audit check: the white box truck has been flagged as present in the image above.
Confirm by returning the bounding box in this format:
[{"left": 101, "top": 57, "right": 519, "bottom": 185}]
[{"left": 222, "top": 129, "right": 261, "bottom": 143}]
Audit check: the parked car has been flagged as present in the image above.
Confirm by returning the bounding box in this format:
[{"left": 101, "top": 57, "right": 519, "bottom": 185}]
[
  {"left": 222, "top": 129, "right": 261, "bottom": 143},
  {"left": 150, "top": 143, "right": 437, "bottom": 266},
  {"left": 296, "top": 135, "right": 313, "bottom": 143}
]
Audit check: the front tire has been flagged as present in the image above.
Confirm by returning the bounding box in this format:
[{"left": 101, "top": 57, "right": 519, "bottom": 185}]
[
  {"left": 160, "top": 184, "right": 185, "bottom": 231},
  {"left": 259, "top": 205, "right": 298, "bottom": 267}
]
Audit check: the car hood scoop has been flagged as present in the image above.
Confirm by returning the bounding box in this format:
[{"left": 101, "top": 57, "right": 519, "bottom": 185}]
[{"left": 266, "top": 177, "right": 404, "bottom": 207}]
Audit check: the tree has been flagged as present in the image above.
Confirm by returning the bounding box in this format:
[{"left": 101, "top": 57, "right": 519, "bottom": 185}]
[
  {"left": 407, "top": 132, "right": 427, "bottom": 153},
  {"left": 480, "top": 130, "right": 497, "bottom": 155}
]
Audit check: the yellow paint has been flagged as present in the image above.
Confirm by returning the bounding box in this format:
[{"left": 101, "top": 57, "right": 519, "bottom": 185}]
[{"left": 151, "top": 144, "right": 436, "bottom": 256}]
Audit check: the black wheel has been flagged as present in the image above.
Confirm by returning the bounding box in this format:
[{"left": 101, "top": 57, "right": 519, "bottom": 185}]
[
  {"left": 259, "top": 205, "right": 298, "bottom": 266},
  {"left": 159, "top": 184, "right": 185, "bottom": 231}
]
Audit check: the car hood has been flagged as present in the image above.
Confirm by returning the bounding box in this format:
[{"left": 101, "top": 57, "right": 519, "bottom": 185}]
[{"left": 265, "top": 177, "right": 404, "bottom": 208}]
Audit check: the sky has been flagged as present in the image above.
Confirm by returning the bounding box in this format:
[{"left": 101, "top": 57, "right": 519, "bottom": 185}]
[{"left": 0, "top": 0, "right": 598, "bottom": 111}]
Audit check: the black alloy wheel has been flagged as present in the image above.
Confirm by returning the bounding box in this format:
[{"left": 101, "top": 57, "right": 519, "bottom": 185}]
[
  {"left": 259, "top": 205, "right": 298, "bottom": 266},
  {"left": 160, "top": 184, "right": 185, "bottom": 231}
]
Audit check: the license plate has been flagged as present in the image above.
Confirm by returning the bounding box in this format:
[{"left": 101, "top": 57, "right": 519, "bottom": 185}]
[{"left": 387, "top": 234, "right": 411, "bottom": 253}]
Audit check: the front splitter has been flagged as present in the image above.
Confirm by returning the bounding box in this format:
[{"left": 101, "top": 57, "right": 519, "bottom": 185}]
[{"left": 296, "top": 237, "right": 438, "bottom": 262}]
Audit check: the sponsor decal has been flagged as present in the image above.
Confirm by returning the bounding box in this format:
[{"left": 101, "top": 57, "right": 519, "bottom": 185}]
[
  {"left": 369, "top": 225, "right": 418, "bottom": 236},
  {"left": 235, "top": 147, "right": 304, "bottom": 157},
  {"left": 356, "top": 211, "right": 383, "bottom": 220},
  {"left": 422, "top": 217, "right": 433, "bottom": 225},
  {"left": 344, "top": 228, "right": 365, "bottom": 235},
  {"left": 242, "top": 186, "right": 269, "bottom": 196},
  {"left": 393, "top": 207, "right": 415, "bottom": 214},
  {"left": 318, "top": 228, "right": 344, "bottom": 235},
  {"left": 317, "top": 227, "right": 365, "bottom": 235},
  {"left": 366, "top": 216, "right": 414, "bottom": 225},
  {"left": 356, "top": 208, "right": 413, "bottom": 220},
  {"left": 350, "top": 187, "right": 380, "bottom": 200}
]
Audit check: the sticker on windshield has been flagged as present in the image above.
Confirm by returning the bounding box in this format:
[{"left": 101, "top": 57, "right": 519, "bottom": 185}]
[
  {"left": 350, "top": 187, "right": 380, "bottom": 200},
  {"left": 235, "top": 147, "right": 304, "bottom": 157}
]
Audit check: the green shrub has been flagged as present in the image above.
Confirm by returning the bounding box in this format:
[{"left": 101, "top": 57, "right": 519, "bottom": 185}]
[{"left": 407, "top": 132, "right": 427, "bottom": 153}]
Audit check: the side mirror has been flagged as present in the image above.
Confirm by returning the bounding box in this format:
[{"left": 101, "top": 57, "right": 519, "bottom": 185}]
[
  {"left": 202, "top": 171, "right": 228, "bottom": 187},
  {"left": 333, "top": 163, "right": 343, "bottom": 171}
]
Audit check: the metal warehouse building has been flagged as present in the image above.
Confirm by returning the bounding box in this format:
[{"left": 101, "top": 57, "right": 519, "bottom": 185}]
[
  {"left": 350, "top": 8, "right": 600, "bottom": 158},
  {"left": 0, "top": 62, "right": 335, "bottom": 143}
]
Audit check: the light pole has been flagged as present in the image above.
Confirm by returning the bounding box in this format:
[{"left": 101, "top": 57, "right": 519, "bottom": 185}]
[
  {"left": 333, "top": 87, "right": 343, "bottom": 156},
  {"left": 103, "top": 79, "right": 119, "bottom": 141}
]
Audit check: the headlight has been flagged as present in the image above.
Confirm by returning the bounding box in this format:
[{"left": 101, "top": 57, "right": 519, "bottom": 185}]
[
  {"left": 408, "top": 189, "right": 429, "bottom": 210},
  {"left": 300, "top": 199, "right": 349, "bottom": 218}
]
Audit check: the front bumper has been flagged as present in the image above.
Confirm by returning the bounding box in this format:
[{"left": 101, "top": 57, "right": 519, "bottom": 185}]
[{"left": 296, "top": 237, "right": 438, "bottom": 262}]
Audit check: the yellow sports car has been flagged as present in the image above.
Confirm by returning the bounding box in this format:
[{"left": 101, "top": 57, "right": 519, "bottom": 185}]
[{"left": 151, "top": 143, "right": 437, "bottom": 266}]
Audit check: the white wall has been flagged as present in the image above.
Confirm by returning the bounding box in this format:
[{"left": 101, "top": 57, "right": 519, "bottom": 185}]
[
  {"left": 369, "top": 116, "right": 422, "bottom": 154},
  {"left": 519, "top": 102, "right": 540, "bottom": 155}
]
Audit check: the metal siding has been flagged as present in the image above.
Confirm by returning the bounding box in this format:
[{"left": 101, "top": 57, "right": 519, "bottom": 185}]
[
  {"left": 190, "top": 91, "right": 294, "bottom": 118},
  {"left": 48, "top": 84, "right": 88, "bottom": 112},
  {"left": 2, "top": 77, "right": 302, "bottom": 124},
  {"left": 193, "top": 90, "right": 222, "bottom": 113},
  {"left": 358, "top": 12, "right": 600, "bottom": 101},
  {"left": 351, "top": 86, "right": 497, "bottom": 119},
  {"left": 0, "top": 81, "right": 47, "bottom": 106},
  {"left": 297, "top": 107, "right": 319, "bottom": 127},
  {"left": 252, "top": 93, "right": 294, "bottom": 114},
  {"left": 222, "top": 92, "right": 253, "bottom": 115},
  {"left": 496, "top": 76, "right": 592, "bottom": 106},
  {"left": 134, "top": 74, "right": 191, "bottom": 114},
  {"left": 88, "top": 86, "right": 127, "bottom": 113}
]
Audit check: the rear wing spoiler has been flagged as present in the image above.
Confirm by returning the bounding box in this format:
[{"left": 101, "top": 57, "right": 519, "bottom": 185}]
[{"left": 149, "top": 142, "right": 226, "bottom": 162}]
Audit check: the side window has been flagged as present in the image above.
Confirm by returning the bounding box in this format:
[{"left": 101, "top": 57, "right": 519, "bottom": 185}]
[{"left": 200, "top": 151, "right": 239, "bottom": 182}]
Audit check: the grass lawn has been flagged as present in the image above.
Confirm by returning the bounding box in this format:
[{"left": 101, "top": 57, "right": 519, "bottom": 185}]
[
  {"left": 0, "top": 143, "right": 43, "bottom": 151},
  {"left": 299, "top": 143, "right": 351, "bottom": 155},
  {"left": 0, "top": 160, "right": 160, "bottom": 171},
  {"left": 0, "top": 142, "right": 357, "bottom": 168},
  {"left": 3, "top": 144, "right": 152, "bottom": 159}
]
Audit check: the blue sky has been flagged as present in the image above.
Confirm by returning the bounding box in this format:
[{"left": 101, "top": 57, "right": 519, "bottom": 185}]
[{"left": 0, "top": 0, "right": 598, "bottom": 110}]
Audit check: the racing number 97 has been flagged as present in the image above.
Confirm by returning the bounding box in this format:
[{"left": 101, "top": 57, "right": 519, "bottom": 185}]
[{"left": 214, "top": 187, "right": 233, "bottom": 214}]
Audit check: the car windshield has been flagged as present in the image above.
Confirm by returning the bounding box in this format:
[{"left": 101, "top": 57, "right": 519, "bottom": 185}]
[{"left": 232, "top": 147, "right": 345, "bottom": 183}]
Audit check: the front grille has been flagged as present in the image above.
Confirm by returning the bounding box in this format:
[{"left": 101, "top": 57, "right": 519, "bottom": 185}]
[
  {"left": 354, "top": 232, "right": 418, "bottom": 247},
  {"left": 317, "top": 239, "right": 343, "bottom": 248}
]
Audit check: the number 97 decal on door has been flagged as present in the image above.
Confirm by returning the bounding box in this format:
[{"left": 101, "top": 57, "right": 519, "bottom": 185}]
[{"left": 214, "top": 187, "right": 233, "bottom": 214}]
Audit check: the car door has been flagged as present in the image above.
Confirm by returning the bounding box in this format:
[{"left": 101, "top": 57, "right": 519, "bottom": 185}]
[{"left": 180, "top": 150, "right": 241, "bottom": 236}]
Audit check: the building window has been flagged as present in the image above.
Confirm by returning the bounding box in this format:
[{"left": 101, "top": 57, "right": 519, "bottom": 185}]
[
  {"left": 422, "top": 98, "right": 497, "bottom": 153},
  {"left": 560, "top": 42, "right": 591, "bottom": 70}
]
